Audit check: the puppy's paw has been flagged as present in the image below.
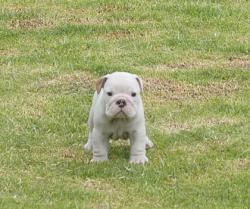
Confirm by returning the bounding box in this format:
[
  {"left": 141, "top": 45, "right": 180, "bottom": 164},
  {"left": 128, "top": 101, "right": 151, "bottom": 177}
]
[
  {"left": 145, "top": 137, "right": 154, "bottom": 149},
  {"left": 84, "top": 142, "right": 92, "bottom": 152},
  {"left": 90, "top": 157, "right": 108, "bottom": 163},
  {"left": 129, "top": 155, "right": 148, "bottom": 164}
]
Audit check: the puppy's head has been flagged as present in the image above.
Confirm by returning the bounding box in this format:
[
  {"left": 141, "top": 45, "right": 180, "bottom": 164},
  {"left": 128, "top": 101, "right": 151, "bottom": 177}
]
[{"left": 96, "top": 72, "right": 143, "bottom": 119}]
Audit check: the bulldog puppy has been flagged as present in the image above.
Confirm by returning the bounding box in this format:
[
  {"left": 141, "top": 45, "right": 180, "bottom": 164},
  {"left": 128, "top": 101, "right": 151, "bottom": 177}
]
[{"left": 84, "top": 72, "right": 153, "bottom": 164}]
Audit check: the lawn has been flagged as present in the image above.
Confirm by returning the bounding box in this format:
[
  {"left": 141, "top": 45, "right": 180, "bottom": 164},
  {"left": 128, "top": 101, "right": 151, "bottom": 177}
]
[{"left": 0, "top": 0, "right": 250, "bottom": 208}]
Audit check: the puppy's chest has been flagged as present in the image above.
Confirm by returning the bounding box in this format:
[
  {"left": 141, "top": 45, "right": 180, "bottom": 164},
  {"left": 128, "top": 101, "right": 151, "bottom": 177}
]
[{"left": 109, "top": 120, "right": 130, "bottom": 140}]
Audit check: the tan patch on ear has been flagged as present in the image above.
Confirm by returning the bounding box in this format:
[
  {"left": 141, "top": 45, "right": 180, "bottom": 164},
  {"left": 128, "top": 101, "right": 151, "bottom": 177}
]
[
  {"left": 96, "top": 77, "right": 108, "bottom": 93},
  {"left": 136, "top": 77, "right": 143, "bottom": 92}
]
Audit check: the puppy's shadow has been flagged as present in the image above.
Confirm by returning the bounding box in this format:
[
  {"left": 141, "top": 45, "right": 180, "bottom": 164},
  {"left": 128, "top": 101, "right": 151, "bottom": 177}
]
[{"left": 109, "top": 139, "right": 130, "bottom": 160}]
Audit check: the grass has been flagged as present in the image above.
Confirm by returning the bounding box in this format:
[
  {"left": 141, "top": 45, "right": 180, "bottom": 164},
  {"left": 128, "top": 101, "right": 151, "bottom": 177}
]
[{"left": 0, "top": 0, "right": 250, "bottom": 208}]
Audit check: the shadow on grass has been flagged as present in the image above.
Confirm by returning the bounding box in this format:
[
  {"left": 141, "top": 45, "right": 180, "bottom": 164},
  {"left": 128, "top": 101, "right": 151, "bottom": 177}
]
[{"left": 109, "top": 141, "right": 130, "bottom": 161}]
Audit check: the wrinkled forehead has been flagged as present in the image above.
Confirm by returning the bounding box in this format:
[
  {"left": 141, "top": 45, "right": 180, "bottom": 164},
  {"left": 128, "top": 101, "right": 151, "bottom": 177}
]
[{"left": 104, "top": 75, "right": 140, "bottom": 92}]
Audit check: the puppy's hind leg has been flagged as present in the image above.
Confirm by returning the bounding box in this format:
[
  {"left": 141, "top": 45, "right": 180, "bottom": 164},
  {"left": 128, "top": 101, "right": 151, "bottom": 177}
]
[
  {"left": 145, "top": 136, "right": 154, "bottom": 149},
  {"left": 84, "top": 132, "right": 93, "bottom": 152},
  {"left": 84, "top": 118, "right": 94, "bottom": 152},
  {"left": 84, "top": 114, "right": 94, "bottom": 152},
  {"left": 84, "top": 93, "right": 97, "bottom": 152}
]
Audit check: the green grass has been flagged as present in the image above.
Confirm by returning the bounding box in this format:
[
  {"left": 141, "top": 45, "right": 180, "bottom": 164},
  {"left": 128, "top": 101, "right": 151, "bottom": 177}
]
[{"left": 0, "top": 0, "right": 250, "bottom": 208}]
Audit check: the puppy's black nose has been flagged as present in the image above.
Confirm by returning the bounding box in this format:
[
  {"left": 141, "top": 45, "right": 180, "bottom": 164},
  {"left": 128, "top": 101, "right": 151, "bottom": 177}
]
[{"left": 116, "top": 99, "right": 126, "bottom": 108}]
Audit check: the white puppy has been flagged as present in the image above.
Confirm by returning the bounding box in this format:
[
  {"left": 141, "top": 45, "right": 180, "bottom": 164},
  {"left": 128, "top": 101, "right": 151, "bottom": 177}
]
[{"left": 84, "top": 72, "right": 153, "bottom": 164}]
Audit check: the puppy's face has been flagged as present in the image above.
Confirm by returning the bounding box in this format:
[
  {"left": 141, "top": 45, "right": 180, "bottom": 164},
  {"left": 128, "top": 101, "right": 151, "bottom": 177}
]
[{"left": 96, "top": 72, "right": 143, "bottom": 119}]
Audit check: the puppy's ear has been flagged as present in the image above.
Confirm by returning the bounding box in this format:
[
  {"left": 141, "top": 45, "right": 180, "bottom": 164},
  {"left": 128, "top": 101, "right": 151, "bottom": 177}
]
[
  {"left": 96, "top": 76, "right": 108, "bottom": 94},
  {"left": 135, "top": 76, "right": 143, "bottom": 92}
]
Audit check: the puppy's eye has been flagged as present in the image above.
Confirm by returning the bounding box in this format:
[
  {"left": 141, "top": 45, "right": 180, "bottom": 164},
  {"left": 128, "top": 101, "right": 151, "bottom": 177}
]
[
  {"left": 131, "top": 92, "right": 137, "bottom": 97},
  {"left": 107, "top": 92, "right": 113, "bottom": 96}
]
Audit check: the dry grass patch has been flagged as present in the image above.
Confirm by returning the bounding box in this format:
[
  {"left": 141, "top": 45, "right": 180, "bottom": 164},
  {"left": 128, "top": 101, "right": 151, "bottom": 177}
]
[
  {"left": 97, "top": 28, "right": 150, "bottom": 41},
  {"left": 152, "top": 117, "right": 240, "bottom": 134},
  {"left": 226, "top": 56, "right": 250, "bottom": 69},
  {"left": 62, "top": 16, "right": 104, "bottom": 25},
  {"left": 19, "top": 103, "right": 43, "bottom": 118},
  {"left": 31, "top": 6, "right": 143, "bottom": 26},
  {"left": 170, "top": 142, "right": 208, "bottom": 154},
  {"left": 19, "top": 94, "right": 50, "bottom": 118},
  {"left": 2, "top": 5, "right": 34, "bottom": 15},
  {"left": 105, "top": 30, "right": 132, "bottom": 40},
  {"left": 33, "top": 71, "right": 95, "bottom": 93},
  {"left": 170, "top": 137, "right": 234, "bottom": 155},
  {"left": 97, "top": 4, "right": 133, "bottom": 14},
  {"left": 63, "top": 16, "right": 152, "bottom": 26},
  {"left": 8, "top": 18, "right": 56, "bottom": 30},
  {"left": 62, "top": 148, "right": 76, "bottom": 159},
  {"left": 30, "top": 66, "right": 56, "bottom": 75},
  {"left": 226, "top": 158, "right": 250, "bottom": 171},
  {"left": 82, "top": 178, "right": 124, "bottom": 209},
  {"left": 142, "top": 56, "right": 250, "bottom": 72},
  {"left": 0, "top": 94, "right": 48, "bottom": 119},
  {"left": 0, "top": 48, "right": 23, "bottom": 57},
  {"left": 142, "top": 61, "right": 216, "bottom": 71},
  {"left": 83, "top": 178, "right": 115, "bottom": 192},
  {"left": 55, "top": 17, "right": 148, "bottom": 27},
  {"left": 143, "top": 77, "right": 239, "bottom": 103}
]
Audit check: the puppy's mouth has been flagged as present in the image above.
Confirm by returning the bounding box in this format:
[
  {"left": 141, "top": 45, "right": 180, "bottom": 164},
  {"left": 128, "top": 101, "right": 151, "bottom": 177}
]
[{"left": 114, "top": 109, "right": 128, "bottom": 118}]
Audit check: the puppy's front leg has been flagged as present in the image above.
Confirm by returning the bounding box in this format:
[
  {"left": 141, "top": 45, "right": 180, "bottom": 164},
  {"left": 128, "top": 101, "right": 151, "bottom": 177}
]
[
  {"left": 91, "top": 128, "right": 109, "bottom": 162},
  {"left": 129, "top": 131, "right": 148, "bottom": 164}
]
